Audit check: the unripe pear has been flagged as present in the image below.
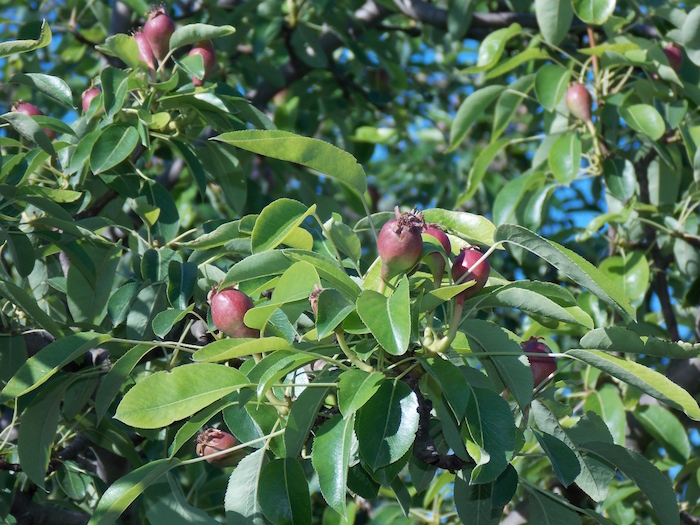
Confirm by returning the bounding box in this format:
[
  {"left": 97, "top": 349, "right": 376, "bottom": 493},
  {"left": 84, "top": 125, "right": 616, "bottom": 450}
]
[
  {"left": 565, "top": 83, "right": 592, "bottom": 122},
  {"left": 209, "top": 287, "right": 259, "bottom": 338},
  {"left": 82, "top": 87, "right": 101, "bottom": 114},
  {"left": 377, "top": 208, "right": 424, "bottom": 281},
  {"left": 143, "top": 7, "right": 175, "bottom": 62},
  {"left": 12, "top": 101, "right": 55, "bottom": 140},
  {"left": 134, "top": 30, "right": 155, "bottom": 70},
  {"left": 423, "top": 226, "right": 451, "bottom": 286},
  {"left": 189, "top": 40, "right": 216, "bottom": 86},
  {"left": 521, "top": 336, "right": 557, "bottom": 387},
  {"left": 196, "top": 428, "right": 245, "bottom": 467},
  {"left": 451, "top": 247, "right": 490, "bottom": 305},
  {"left": 663, "top": 43, "right": 683, "bottom": 73}
]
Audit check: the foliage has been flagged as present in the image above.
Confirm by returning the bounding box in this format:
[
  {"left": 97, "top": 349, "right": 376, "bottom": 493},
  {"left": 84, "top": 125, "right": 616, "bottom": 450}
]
[{"left": 2, "top": 1, "right": 700, "bottom": 524}]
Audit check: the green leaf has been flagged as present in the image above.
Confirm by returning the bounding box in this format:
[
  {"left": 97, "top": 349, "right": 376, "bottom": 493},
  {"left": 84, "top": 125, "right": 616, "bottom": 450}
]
[
  {"left": 225, "top": 448, "right": 268, "bottom": 525},
  {"left": 0, "top": 111, "right": 55, "bottom": 157},
  {"left": 323, "top": 213, "right": 361, "bottom": 263},
  {"left": 0, "top": 334, "right": 26, "bottom": 386},
  {"left": 90, "top": 125, "right": 139, "bottom": 174},
  {"left": 465, "top": 386, "right": 517, "bottom": 483},
  {"left": 1, "top": 333, "right": 109, "bottom": 401},
  {"left": 356, "top": 276, "right": 411, "bottom": 356},
  {"left": 67, "top": 128, "right": 103, "bottom": 175},
  {"left": 167, "top": 261, "right": 197, "bottom": 310},
  {"left": 95, "top": 34, "right": 140, "bottom": 69},
  {"left": 220, "top": 250, "right": 292, "bottom": 289},
  {"left": 66, "top": 244, "right": 120, "bottom": 326},
  {"left": 251, "top": 198, "right": 315, "bottom": 253},
  {"left": 422, "top": 208, "right": 496, "bottom": 246},
  {"left": 0, "top": 19, "right": 51, "bottom": 58},
  {"left": 258, "top": 458, "right": 312, "bottom": 525},
  {"left": 581, "top": 442, "right": 680, "bottom": 525},
  {"left": 603, "top": 158, "right": 636, "bottom": 202},
  {"left": 454, "top": 470, "right": 493, "bottom": 525},
  {"left": 168, "top": 398, "right": 233, "bottom": 458},
  {"left": 18, "top": 378, "right": 67, "bottom": 488},
  {"left": 356, "top": 380, "right": 419, "bottom": 470},
  {"left": 549, "top": 132, "right": 581, "bottom": 183},
  {"left": 531, "top": 401, "right": 615, "bottom": 502},
  {"left": 567, "top": 350, "right": 700, "bottom": 420},
  {"left": 477, "top": 281, "right": 593, "bottom": 328},
  {"left": 459, "top": 320, "right": 533, "bottom": 410},
  {"left": 572, "top": 0, "right": 616, "bottom": 25},
  {"left": 4, "top": 227, "right": 35, "bottom": 278},
  {"left": 536, "top": 0, "right": 574, "bottom": 45},
  {"left": 619, "top": 104, "right": 665, "bottom": 141},
  {"left": 535, "top": 65, "right": 571, "bottom": 111},
  {"left": 193, "top": 337, "right": 291, "bottom": 363},
  {"left": 580, "top": 326, "right": 700, "bottom": 358},
  {"left": 633, "top": 405, "right": 690, "bottom": 463},
  {"left": 316, "top": 289, "right": 356, "bottom": 339},
  {"left": 463, "top": 23, "right": 522, "bottom": 73},
  {"left": 492, "top": 74, "right": 535, "bottom": 141},
  {"left": 144, "top": 476, "right": 221, "bottom": 525},
  {"left": 152, "top": 306, "right": 193, "bottom": 339},
  {"left": 286, "top": 250, "right": 361, "bottom": 299},
  {"left": 125, "top": 283, "right": 168, "bottom": 340},
  {"left": 583, "top": 384, "right": 626, "bottom": 445},
  {"left": 115, "top": 363, "right": 249, "bottom": 428},
  {"left": 419, "top": 357, "right": 470, "bottom": 420},
  {"left": 495, "top": 224, "right": 635, "bottom": 319},
  {"left": 458, "top": 138, "right": 510, "bottom": 204},
  {"left": 527, "top": 484, "right": 581, "bottom": 524},
  {"left": 100, "top": 67, "right": 131, "bottom": 119},
  {"left": 10, "top": 73, "right": 73, "bottom": 107},
  {"left": 87, "top": 459, "right": 179, "bottom": 525},
  {"left": 598, "top": 251, "right": 649, "bottom": 301},
  {"left": 449, "top": 85, "right": 505, "bottom": 151},
  {"left": 533, "top": 430, "right": 581, "bottom": 487},
  {"left": 485, "top": 48, "right": 551, "bottom": 80},
  {"left": 169, "top": 24, "right": 235, "bottom": 51},
  {"left": 215, "top": 130, "right": 367, "bottom": 194},
  {"left": 95, "top": 343, "right": 157, "bottom": 423},
  {"left": 313, "top": 414, "right": 355, "bottom": 516},
  {"left": 285, "top": 373, "right": 334, "bottom": 458},
  {"left": 681, "top": 6, "right": 700, "bottom": 66},
  {"left": 337, "top": 370, "right": 386, "bottom": 418}
]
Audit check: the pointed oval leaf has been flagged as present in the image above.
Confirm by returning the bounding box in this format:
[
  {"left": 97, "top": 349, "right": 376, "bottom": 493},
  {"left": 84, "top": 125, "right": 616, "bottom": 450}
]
[
  {"left": 572, "top": 0, "right": 616, "bottom": 25},
  {"left": 90, "top": 125, "right": 139, "bottom": 174},
  {"left": 581, "top": 442, "right": 680, "bottom": 525},
  {"left": 337, "top": 370, "right": 386, "bottom": 418},
  {"left": 10, "top": 73, "right": 73, "bottom": 107},
  {"left": 356, "top": 276, "right": 411, "bottom": 356},
  {"left": 533, "top": 430, "right": 581, "bottom": 487},
  {"left": 567, "top": 349, "right": 700, "bottom": 420},
  {"left": 422, "top": 208, "right": 496, "bottom": 246},
  {"left": 0, "top": 20, "right": 51, "bottom": 58},
  {"left": 535, "top": 65, "right": 571, "bottom": 111},
  {"left": 462, "top": 23, "right": 522, "bottom": 73},
  {"left": 115, "top": 363, "right": 249, "bottom": 428},
  {"left": 193, "top": 337, "right": 291, "bottom": 363},
  {"left": 619, "top": 104, "right": 665, "bottom": 141},
  {"left": 449, "top": 85, "right": 505, "bottom": 151},
  {"left": 356, "top": 380, "right": 419, "bottom": 470},
  {"left": 536, "top": 0, "right": 574, "bottom": 45},
  {"left": 251, "top": 198, "right": 315, "bottom": 253},
  {"left": 312, "top": 414, "right": 355, "bottom": 516},
  {"left": 1, "top": 333, "right": 109, "bottom": 400},
  {"left": 495, "top": 224, "right": 634, "bottom": 319},
  {"left": 258, "top": 458, "right": 312, "bottom": 525},
  {"left": 214, "top": 130, "right": 367, "bottom": 194},
  {"left": 18, "top": 379, "right": 68, "bottom": 488},
  {"left": 87, "top": 459, "right": 179, "bottom": 525},
  {"left": 169, "top": 24, "right": 235, "bottom": 51},
  {"left": 225, "top": 448, "right": 269, "bottom": 525},
  {"left": 316, "top": 289, "right": 356, "bottom": 339},
  {"left": 549, "top": 132, "right": 581, "bottom": 183}
]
